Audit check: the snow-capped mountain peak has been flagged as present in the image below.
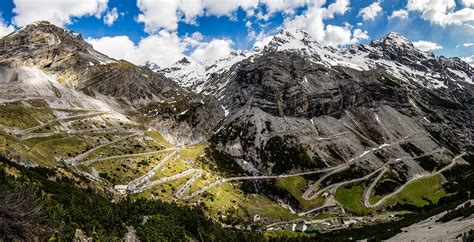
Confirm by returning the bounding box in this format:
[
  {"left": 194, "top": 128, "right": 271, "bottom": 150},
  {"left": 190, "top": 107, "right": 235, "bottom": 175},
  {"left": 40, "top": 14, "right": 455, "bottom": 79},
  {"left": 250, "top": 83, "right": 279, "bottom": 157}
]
[
  {"left": 177, "top": 57, "right": 192, "bottom": 65},
  {"left": 157, "top": 57, "right": 206, "bottom": 90},
  {"left": 143, "top": 61, "right": 160, "bottom": 72},
  {"left": 155, "top": 29, "right": 472, "bottom": 94},
  {"left": 378, "top": 32, "right": 413, "bottom": 47},
  {"left": 156, "top": 47, "right": 261, "bottom": 92},
  {"left": 265, "top": 28, "right": 323, "bottom": 53},
  {"left": 369, "top": 31, "right": 434, "bottom": 60}
]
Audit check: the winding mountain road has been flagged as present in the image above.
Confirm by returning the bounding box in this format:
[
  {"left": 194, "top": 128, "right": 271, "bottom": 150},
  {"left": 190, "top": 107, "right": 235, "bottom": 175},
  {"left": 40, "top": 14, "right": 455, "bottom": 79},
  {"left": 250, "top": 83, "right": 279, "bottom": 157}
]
[
  {"left": 78, "top": 147, "right": 178, "bottom": 166},
  {"left": 62, "top": 127, "right": 463, "bottom": 217},
  {"left": 20, "top": 128, "right": 138, "bottom": 140},
  {"left": 120, "top": 132, "right": 457, "bottom": 213},
  {"left": 65, "top": 132, "right": 141, "bottom": 165},
  {"left": 363, "top": 152, "right": 465, "bottom": 208},
  {"left": 130, "top": 160, "right": 344, "bottom": 198},
  {"left": 298, "top": 195, "right": 338, "bottom": 216},
  {"left": 18, "top": 111, "right": 109, "bottom": 136},
  {"left": 302, "top": 134, "right": 428, "bottom": 200},
  {"left": 127, "top": 149, "right": 181, "bottom": 190}
]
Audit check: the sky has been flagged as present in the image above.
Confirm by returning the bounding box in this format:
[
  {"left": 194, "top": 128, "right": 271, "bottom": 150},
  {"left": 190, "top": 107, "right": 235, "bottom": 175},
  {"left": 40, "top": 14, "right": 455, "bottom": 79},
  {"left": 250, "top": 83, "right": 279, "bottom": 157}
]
[{"left": 0, "top": 0, "right": 473, "bottom": 67}]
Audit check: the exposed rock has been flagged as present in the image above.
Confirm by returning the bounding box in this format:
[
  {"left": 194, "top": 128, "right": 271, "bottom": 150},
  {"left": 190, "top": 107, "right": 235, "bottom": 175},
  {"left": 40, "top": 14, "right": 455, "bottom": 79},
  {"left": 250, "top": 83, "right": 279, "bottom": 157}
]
[{"left": 163, "top": 28, "right": 473, "bottom": 180}]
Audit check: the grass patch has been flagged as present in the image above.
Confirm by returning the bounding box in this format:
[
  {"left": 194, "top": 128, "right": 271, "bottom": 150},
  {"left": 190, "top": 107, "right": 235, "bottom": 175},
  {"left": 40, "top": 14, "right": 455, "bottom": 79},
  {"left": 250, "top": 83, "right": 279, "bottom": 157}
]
[
  {"left": 275, "top": 176, "right": 324, "bottom": 211},
  {"left": 179, "top": 144, "right": 206, "bottom": 160},
  {"left": 0, "top": 103, "right": 54, "bottom": 129},
  {"left": 205, "top": 182, "right": 299, "bottom": 223},
  {"left": 370, "top": 194, "right": 384, "bottom": 204},
  {"left": 151, "top": 156, "right": 190, "bottom": 180},
  {"left": 0, "top": 132, "right": 28, "bottom": 158},
  {"left": 93, "top": 153, "right": 167, "bottom": 184},
  {"left": 243, "top": 194, "right": 300, "bottom": 222},
  {"left": 0, "top": 135, "right": 6, "bottom": 153},
  {"left": 369, "top": 174, "right": 449, "bottom": 207},
  {"left": 23, "top": 134, "right": 67, "bottom": 146},
  {"left": 264, "top": 230, "right": 314, "bottom": 239},
  {"left": 395, "top": 174, "right": 448, "bottom": 206},
  {"left": 84, "top": 135, "right": 164, "bottom": 161},
  {"left": 26, "top": 136, "right": 94, "bottom": 166},
  {"left": 335, "top": 185, "right": 374, "bottom": 215},
  {"left": 145, "top": 131, "right": 172, "bottom": 147}
]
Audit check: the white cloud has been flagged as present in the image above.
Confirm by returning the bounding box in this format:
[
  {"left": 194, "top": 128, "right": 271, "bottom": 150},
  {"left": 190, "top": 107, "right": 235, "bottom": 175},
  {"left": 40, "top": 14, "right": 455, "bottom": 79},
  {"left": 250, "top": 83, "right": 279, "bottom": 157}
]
[
  {"left": 87, "top": 36, "right": 135, "bottom": 60},
  {"left": 407, "top": 0, "right": 474, "bottom": 26},
  {"left": 136, "top": 0, "right": 180, "bottom": 32},
  {"left": 412, "top": 40, "right": 443, "bottom": 51},
  {"left": 103, "top": 7, "right": 119, "bottom": 26},
  {"left": 260, "top": 0, "right": 312, "bottom": 15},
  {"left": 461, "top": 55, "right": 474, "bottom": 66},
  {"left": 245, "top": 20, "right": 252, "bottom": 28},
  {"left": 12, "top": 0, "right": 108, "bottom": 27},
  {"left": 255, "top": 11, "right": 271, "bottom": 21},
  {"left": 87, "top": 30, "right": 236, "bottom": 67},
  {"left": 87, "top": 31, "right": 186, "bottom": 67},
  {"left": 246, "top": 20, "right": 257, "bottom": 39},
  {"left": 352, "top": 28, "right": 369, "bottom": 42},
  {"left": 324, "top": 0, "right": 350, "bottom": 18},
  {"left": 388, "top": 9, "right": 409, "bottom": 20},
  {"left": 183, "top": 32, "right": 203, "bottom": 47},
  {"left": 135, "top": 0, "right": 314, "bottom": 33},
  {"left": 0, "top": 16, "right": 15, "bottom": 37},
  {"left": 252, "top": 32, "right": 273, "bottom": 49},
  {"left": 203, "top": 0, "right": 259, "bottom": 16},
  {"left": 358, "top": 2, "right": 382, "bottom": 21},
  {"left": 461, "top": 0, "right": 474, "bottom": 7},
  {"left": 191, "top": 31, "right": 204, "bottom": 41},
  {"left": 136, "top": 0, "right": 263, "bottom": 33},
  {"left": 285, "top": 4, "right": 326, "bottom": 42},
  {"left": 462, "top": 42, "right": 474, "bottom": 47},
  {"left": 284, "top": 0, "right": 367, "bottom": 46},
  {"left": 190, "top": 39, "right": 233, "bottom": 63},
  {"left": 325, "top": 25, "right": 352, "bottom": 46}
]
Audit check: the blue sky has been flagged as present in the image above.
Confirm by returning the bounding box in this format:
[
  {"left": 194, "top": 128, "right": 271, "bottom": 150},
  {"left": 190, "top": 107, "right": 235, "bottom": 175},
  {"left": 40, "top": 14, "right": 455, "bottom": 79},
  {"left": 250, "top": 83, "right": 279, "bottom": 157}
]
[{"left": 0, "top": 0, "right": 473, "bottom": 67}]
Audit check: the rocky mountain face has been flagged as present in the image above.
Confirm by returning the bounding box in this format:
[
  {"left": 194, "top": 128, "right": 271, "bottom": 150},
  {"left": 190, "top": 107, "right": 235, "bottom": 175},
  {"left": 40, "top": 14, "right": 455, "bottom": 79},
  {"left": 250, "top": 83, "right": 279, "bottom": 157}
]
[
  {"left": 161, "top": 28, "right": 473, "bottom": 183},
  {"left": 0, "top": 21, "right": 224, "bottom": 143},
  {"left": 1, "top": 21, "right": 472, "bottom": 195}
]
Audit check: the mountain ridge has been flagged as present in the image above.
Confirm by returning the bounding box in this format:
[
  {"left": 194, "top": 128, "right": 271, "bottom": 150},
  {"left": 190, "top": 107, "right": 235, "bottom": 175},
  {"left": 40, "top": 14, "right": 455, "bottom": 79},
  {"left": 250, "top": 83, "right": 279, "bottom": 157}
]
[{"left": 158, "top": 28, "right": 473, "bottom": 94}]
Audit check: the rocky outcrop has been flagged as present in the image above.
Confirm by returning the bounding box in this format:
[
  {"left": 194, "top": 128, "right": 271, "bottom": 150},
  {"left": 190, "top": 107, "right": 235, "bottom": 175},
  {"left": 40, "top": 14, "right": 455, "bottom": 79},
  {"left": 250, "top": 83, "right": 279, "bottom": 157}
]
[{"left": 218, "top": 52, "right": 409, "bottom": 118}]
